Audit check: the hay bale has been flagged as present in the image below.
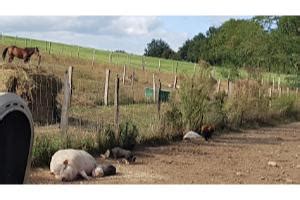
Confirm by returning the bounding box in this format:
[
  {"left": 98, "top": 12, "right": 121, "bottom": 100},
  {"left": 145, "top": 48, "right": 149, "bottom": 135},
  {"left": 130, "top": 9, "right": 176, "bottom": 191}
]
[
  {"left": 29, "top": 73, "right": 62, "bottom": 125},
  {"left": 0, "top": 66, "right": 62, "bottom": 125},
  {"left": 0, "top": 68, "right": 34, "bottom": 99}
]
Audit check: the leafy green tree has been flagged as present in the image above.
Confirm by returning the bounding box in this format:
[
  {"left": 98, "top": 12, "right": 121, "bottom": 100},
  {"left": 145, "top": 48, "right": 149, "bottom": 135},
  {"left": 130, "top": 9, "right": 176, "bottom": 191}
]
[
  {"left": 278, "top": 16, "right": 300, "bottom": 36},
  {"left": 144, "top": 39, "right": 175, "bottom": 59},
  {"left": 176, "top": 16, "right": 300, "bottom": 74},
  {"left": 177, "top": 33, "right": 207, "bottom": 63},
  {"left": 178, "top": 39, "right": 192, "bottom": 60}
]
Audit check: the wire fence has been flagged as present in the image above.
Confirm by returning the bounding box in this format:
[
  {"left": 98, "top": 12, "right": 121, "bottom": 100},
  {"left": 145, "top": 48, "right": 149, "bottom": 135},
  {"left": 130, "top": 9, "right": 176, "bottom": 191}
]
[{"left": 1, "top": 34, "right": 300, "bottom": 137}]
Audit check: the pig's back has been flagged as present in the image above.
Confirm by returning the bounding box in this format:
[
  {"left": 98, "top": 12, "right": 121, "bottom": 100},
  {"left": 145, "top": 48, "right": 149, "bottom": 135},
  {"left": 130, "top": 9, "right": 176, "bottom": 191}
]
[{"left": 50, "top": 149, "right": 97, "bottom": 175}]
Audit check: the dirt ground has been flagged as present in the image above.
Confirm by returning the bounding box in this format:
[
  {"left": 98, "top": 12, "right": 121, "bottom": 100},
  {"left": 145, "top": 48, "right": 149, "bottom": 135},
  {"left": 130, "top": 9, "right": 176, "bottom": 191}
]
[{"left": 29, "top": 122, "right": 300, "bottom": 184}]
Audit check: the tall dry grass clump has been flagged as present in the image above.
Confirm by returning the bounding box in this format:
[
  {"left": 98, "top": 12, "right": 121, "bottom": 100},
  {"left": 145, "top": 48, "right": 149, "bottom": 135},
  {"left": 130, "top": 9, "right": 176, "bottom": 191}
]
[{"left": 225, "top": 80, "right": 270, "bottom": 127}]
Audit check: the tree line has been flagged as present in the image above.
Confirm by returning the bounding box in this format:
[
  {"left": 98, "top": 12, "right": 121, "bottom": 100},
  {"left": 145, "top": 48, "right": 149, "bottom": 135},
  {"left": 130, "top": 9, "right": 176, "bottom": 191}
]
[{"left": 144, "top": 16, "right": 300, "bottom": 74}]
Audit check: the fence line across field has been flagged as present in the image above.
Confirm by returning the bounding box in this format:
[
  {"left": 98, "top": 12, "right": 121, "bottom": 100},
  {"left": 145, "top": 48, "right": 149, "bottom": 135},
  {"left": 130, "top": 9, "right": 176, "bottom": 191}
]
[{"left": 26, "top": 63, "right": 300, "bottom": 137}]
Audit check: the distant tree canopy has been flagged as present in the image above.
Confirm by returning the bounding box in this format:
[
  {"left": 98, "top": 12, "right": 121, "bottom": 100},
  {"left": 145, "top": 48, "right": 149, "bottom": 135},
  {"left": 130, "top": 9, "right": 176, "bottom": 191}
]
[
  {"left": 144, "top": 39, "right": 176, "bottom": 59},
  {"left": 144, "top": 16, "right": 300, "bottom": 74},
  {"left": 115, "top": 50, "right": 127, "bottom": 53}
]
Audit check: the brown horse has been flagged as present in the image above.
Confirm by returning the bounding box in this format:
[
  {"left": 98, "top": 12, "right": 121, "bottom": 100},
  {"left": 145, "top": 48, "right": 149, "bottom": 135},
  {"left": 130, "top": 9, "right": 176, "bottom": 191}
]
[{"left": 2, "top": 46, "right": 41, "bottom": 65}]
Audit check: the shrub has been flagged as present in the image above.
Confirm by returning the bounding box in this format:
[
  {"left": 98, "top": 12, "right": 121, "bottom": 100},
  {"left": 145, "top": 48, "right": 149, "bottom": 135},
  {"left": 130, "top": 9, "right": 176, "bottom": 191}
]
[
  {"left": 179, "top": 69, "right": 214, "bottom": 131},
  {"left": 272, "top": 94, "right": 297, "bottom": 117},
  {"left": 61, "top": 133, "right": 97, "bottom": 154},
  {"left": 31, "top": 134, "right": 61, "bottom": 167},
  {"left": 160, "top": 100, "right": 184, "bottom": 140},
  {"left": 225, "top": 79, "right": 270, "bottom": 127},
  {"left": 119, "top": 121, "right": 139, "bottom": 150},
  {"left": 220, "top": 66, "right": 240, "bottom": 81},
  {"left": 97, "top": 125, "right": 117, "bottom": 153},
  {"left": 205, "top": 91, "right": 227, "bottom": 129}
]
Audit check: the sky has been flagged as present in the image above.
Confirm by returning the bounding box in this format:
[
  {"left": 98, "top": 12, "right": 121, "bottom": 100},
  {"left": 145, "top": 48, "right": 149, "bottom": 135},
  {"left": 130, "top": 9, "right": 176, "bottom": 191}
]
[{"left": 0, "top": 16, "right": 252, "bottom": 55}]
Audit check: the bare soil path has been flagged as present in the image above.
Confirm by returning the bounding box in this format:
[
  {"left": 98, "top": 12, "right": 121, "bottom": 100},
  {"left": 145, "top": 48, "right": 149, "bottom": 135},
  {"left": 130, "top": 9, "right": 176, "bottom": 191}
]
[{"left": 29, "top": 122, "right": 300, "bottom": 184}]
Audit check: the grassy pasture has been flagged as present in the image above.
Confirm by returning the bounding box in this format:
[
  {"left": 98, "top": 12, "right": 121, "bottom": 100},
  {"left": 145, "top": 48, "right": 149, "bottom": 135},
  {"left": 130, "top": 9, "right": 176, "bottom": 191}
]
[
  {"left": 1, "top": 34, "right": 300, "bottom": 87},
  {"left": 2, "top": 34, "right": 300, "bottom": 167},
  {"left": 0, "top": 35, "right": 196, "bottom": 73}
]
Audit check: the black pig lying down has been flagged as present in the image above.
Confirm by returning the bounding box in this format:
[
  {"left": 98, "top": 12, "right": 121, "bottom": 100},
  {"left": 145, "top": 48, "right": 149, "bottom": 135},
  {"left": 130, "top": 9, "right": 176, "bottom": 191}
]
[
  {"left": 101, "top": 147, "right": 136, "bottom": 164},
  {"left": 50, "top": 149, "right": 116, "bottom": 182},
  {"left": 92, "top": 164, "right": 116, "bottom": 177}
]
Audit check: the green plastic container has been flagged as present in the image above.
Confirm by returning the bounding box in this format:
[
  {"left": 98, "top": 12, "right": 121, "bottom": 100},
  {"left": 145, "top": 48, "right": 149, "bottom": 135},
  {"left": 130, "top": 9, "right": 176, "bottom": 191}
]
[{"left": 144, "top": 87, "right": 171, "bottom": 102}]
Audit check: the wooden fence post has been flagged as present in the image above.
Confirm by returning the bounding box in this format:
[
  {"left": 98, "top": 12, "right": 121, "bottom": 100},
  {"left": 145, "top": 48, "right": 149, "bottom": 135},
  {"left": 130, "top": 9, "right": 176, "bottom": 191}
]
[
  {"left": 287, "top": 87, "right": 290, "bottom": 96},
  {"left": 157, "top": 79, "right": 161, "bottom": 119},
  {"left": 92, "top": 49, "right": 95, "bottom": 67},
  {"left": 278, "top": 77, "right": 281, "bottom": 91},
  {"left": 158, "top": 59, "right": 161, "bottom": 72},
  {"left": 131, "top": 70, "right": 135, "bottom": 103},
  {"left": 173, "top": 75, "right": 177, "bottom": 89},
  {"left": 172, "top": 62, "right": 174, "bottom": 74},
  {"left": 104, "top": 69, "right": 110, "bottom": 106},
  {"left": 48, "top": 42, "right": 52, "bottom": 54},
  {"left": 68, "top": 66, "right": 73, "bottom": 99},
  {"left": 122, "top": 65, "right": 126, "bottom": 85},
  {"left": 279, "top": 87, "right": 282, "bottom": 97},
  {"left": 114, "top": 74, "right": 120, "bottom": 142},
  {"left": 153, "top": 74, "right": 156, "bottom": 102},
  {"left": 60, "top": 71, "right": 71, "bottom": 135},
  {"left": 129, "top": 55, "right": 131, "bottom": 67}
]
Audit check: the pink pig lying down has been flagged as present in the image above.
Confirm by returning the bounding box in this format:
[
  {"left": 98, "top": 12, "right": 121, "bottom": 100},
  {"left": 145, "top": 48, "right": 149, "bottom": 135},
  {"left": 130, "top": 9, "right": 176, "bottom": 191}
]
[{"left": 50, "top": 149, "right": 116, "bottom": 182}]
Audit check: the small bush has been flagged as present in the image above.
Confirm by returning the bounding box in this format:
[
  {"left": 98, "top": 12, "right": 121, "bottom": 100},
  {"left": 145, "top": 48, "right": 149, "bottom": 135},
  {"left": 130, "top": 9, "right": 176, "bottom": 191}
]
[
  {"left": 119, "top": 121, "right": 139, "bottom": 150},
  {"left": 272, "top": 94, "right": 297, "bottom": 117},
  {"left": 225, "top": 80, "right": 270, "bottom": 127},
  {"left": 220, "top": 66, "right": 240, "bottom": 81},
  {"left": 97, "top": 125, "right": 117, "bottom": 153},
  {"left": 205, "top": 91, "right": 227, "bottom": 129},
  {"left": 31, "top": 134, "right": 61, "bottom": 167},
  {"left": 160, "top": 100, "right": 184, "bottom": 140},
  {"left": 179, "top": 69, "right": 214, "bottom": 131},
  {"left": 62, "top": 133, "right": 97, "bottom": 154}
]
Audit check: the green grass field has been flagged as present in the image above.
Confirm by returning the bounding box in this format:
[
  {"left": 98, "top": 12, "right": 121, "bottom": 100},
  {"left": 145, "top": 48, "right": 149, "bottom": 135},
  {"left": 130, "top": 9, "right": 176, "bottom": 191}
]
[
  {"left": 2, "top": 34, "right": 300, "bottom": 167},
  {"left": 1, "top": 34, "right": 299, "bottom": 87},
  {"left": 0, "top": 35, "right": 196, "bottom": 74}
]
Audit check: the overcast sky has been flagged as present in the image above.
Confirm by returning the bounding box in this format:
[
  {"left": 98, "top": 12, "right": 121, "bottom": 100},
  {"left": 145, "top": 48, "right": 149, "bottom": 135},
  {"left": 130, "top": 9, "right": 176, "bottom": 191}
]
[{"left": 0, "top": 16, "right": 251, "bottom": 55}]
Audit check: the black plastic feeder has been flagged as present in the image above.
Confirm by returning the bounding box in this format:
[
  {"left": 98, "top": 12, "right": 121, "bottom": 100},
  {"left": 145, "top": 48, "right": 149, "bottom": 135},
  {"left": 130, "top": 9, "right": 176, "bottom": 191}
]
[{"left": 0, "top": 93, "right": 34, "bottom": 184}]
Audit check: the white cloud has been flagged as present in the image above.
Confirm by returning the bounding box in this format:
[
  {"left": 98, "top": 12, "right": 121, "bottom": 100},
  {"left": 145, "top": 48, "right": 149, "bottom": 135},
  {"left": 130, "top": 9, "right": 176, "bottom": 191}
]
[
  {"left": 0, "top": 16, "right": 187, "bottom": 54},
  {"left": 12, "top": 28, "right": 188, "bottom": 55},
  {"left": 0, "top": 16, "right": 161, "bottom": 37},
  {"left": 110, "top": 16, "right": 161, "bottom": 36}
]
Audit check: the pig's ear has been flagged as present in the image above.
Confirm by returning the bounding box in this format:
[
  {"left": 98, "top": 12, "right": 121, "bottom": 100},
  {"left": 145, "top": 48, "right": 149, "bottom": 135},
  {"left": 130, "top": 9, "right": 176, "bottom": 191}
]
[{"left": 63, "top": 159, "right": 68, "bottom": 165}]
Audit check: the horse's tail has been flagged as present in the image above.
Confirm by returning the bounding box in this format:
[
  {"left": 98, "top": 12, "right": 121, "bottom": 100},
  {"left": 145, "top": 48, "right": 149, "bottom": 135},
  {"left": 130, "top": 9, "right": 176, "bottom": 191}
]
[{"left": 2, "top": 47, "right": 8, "bottom": 60}]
